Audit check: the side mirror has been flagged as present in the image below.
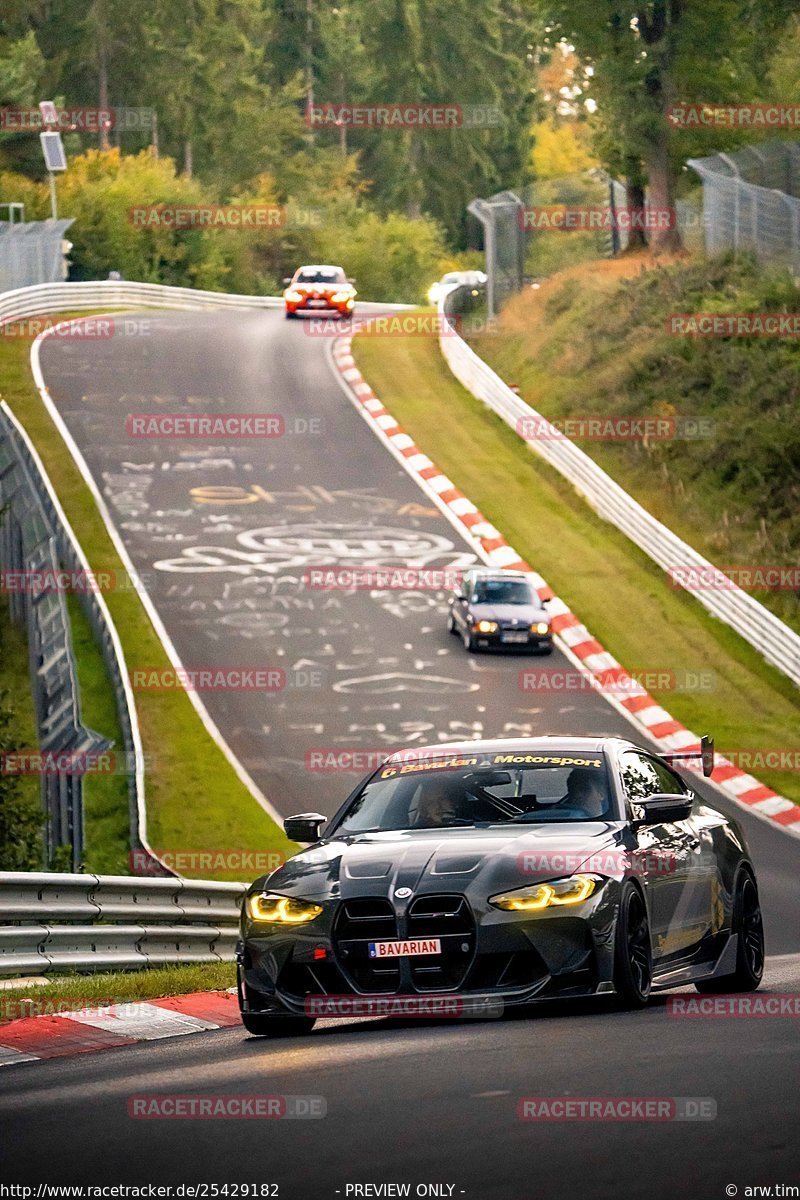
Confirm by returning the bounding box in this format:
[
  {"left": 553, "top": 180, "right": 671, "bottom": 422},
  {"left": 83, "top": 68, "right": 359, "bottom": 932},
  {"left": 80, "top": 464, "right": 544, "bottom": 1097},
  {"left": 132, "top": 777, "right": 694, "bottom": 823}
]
[
  {"left": 284, "top": 812, "right": 327, "bottom": 842},
  {"left": 282, "top": 277, "right": 291, "bottom": 285},
  {"left": 347, "top": 277, "right": 356, "bottom": 285},
  {"left": 636, "top": 793, "right": 693, "bottom": 826}
]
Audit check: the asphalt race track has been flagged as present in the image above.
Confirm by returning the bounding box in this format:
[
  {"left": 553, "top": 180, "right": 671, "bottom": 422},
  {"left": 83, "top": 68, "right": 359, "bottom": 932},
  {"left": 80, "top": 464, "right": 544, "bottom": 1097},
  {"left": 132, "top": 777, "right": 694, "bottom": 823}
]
[
  {"left": 2, "top": 954, "right": 800, "bottom": 1195},
  {"left": 4, "top": 307, "right": 797, "bottom": 1198},
  {"left": 36, "top": 306, "right": 647, "bottom": 815}
]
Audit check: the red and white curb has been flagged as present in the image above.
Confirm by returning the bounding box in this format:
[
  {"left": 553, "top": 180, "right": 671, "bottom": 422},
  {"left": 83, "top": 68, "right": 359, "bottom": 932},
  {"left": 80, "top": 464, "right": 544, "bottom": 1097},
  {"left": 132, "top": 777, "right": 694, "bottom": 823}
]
[
  {"left": 330, "top": 337, "right": 800, "bottom": 839},
  {"left": 0, "top": 989, "right": 241, "bottom": 1066}
]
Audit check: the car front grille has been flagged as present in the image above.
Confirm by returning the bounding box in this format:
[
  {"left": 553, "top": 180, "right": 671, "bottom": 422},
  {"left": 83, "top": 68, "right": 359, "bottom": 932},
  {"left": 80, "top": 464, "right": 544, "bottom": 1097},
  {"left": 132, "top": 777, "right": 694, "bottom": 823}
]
[
  {"left": 331, "top": 894, "right": 476, "bottom": 994},
  {"left": 335, "top": 898, "right": 397, "bottom": 941},
  {"left": 333, "top": 898, "right": 401, "bottom": 992},
  {"left": 407, "top": 894, "right": 475, "bottom": 990}
]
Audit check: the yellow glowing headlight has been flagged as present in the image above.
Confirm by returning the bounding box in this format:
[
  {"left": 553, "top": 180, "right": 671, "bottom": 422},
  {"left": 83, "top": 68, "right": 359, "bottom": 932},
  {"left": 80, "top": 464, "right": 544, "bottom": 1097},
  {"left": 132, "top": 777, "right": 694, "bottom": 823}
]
[
  {"left": 533, "top": 621, "right": 550, "bottom": 635},
  {"left": 331, "top": 290, "right": 353, "bottom": 303},
  {"left": 476, "top": 620, "right": 498, "bottom": 634},
  {"left": 490, "top": 875, "right": 597, "bottom": 912},
  {"left": 247, "top": 893, "right": 323, "bottom": 924},
  {"left": 284, "top": 289, "right": 303, "bottom": 303}
]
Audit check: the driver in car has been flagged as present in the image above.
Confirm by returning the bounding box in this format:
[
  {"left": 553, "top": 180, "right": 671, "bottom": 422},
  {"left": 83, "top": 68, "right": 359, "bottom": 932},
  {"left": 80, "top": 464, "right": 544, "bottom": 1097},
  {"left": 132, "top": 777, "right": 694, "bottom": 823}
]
[
  {"left": 411, "top": 779, "right": 466, "bottom": 828},
  {"left": 559, "top": 767, "right": 608, "bottom": 818}
]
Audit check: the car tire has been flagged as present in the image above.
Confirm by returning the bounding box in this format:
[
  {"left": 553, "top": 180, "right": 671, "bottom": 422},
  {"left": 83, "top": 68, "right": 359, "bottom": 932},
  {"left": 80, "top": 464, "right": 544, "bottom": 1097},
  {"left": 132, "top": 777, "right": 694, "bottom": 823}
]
[
  {"left": 612, "top": 883, "right": 652, "bottom": 1008},
  {"left": 241, "top": 1012, "right": 316, "bottom": 1037},
  {"left": 462, "top": 627, "right": 477, "bottom": 653},
  {"left": 447, "top": 612, "right": 457, "bottom": 634},
  {"left": 694, "top": 870, "right": 764, "bottom": 994},
  {"left": 285, "top": 311, "right": 296, "bottom": 320}
]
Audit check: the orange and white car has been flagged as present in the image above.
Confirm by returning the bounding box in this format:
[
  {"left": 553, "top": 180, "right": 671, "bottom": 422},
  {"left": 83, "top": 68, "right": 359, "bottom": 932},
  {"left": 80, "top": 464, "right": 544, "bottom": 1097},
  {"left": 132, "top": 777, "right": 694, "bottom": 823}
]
[{"left": 283, "top": 264, "right": 357, "bottom": 318}]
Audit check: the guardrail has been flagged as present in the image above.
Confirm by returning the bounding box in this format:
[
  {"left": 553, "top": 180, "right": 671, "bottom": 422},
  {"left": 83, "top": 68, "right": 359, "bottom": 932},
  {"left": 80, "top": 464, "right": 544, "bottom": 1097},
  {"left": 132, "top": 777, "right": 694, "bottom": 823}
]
[
  {"left": 0, "top": 279, "right": 284, "bottom": 321},
  {"left": 0, "top": 409, "right": 112, "bottom": 869},
  {"left": 0, "top": 278, "right": 412, "bottom": 324},
  {"left": 438, "top": 290, "right": 800, "bottom": 689},
  {"left": 0, "top": 872, "right": 246, "bottom": 976}
]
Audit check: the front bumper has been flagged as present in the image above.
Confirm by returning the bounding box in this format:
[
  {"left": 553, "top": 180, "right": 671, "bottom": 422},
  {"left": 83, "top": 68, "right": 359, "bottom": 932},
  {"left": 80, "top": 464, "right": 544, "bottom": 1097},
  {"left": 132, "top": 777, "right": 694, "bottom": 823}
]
[
  {"left": 239, "top": 887, "right": 617, "bottom": 1015},
  {"left": 285, "top": 299, "right": 353, "bottom": 316},
  {"left": 472, "top": 628, "right": 552, "bottom": 651}
]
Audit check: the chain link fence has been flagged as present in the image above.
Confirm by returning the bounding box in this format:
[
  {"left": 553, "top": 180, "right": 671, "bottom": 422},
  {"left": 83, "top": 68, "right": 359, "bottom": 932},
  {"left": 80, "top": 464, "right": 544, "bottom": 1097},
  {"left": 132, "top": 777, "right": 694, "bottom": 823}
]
[
  {"left": 467, "top": 191, "right": 525, "bottom": 316},
  {"left": 468, "top": 175, "right": 635, "bottom": 314},
  {"left": 687, "top": 139, "right": 800, "bottom": 274},
  {"left": 0, "top": 220, "right": 74, "bottom": 291}
]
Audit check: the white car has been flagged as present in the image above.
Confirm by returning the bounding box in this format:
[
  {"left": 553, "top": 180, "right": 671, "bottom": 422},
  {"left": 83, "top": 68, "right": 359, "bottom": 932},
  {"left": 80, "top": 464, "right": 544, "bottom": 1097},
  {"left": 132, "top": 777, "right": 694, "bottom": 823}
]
[{"left": 427, "top": 270, "right": 487, "bottom": 305}]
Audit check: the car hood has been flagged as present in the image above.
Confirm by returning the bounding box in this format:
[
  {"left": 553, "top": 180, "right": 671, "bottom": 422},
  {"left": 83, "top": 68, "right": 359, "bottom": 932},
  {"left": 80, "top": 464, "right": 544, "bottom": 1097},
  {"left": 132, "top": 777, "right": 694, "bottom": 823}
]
[
  {"left": 250, "top": 823, "right": 624, "bottom": 902},
  {"left": 292, "top": 283, "right": 348, "bottom": 294},
  {"left": 470, "top": 602, "right": 547, "bottom": 624}
]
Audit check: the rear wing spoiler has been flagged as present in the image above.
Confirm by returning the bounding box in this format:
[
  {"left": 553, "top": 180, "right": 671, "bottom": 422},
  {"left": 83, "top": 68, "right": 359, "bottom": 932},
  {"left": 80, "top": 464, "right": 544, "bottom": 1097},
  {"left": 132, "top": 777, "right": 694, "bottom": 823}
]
[{"left": 662, "top": 734, "right": 715, "bottom": 778}]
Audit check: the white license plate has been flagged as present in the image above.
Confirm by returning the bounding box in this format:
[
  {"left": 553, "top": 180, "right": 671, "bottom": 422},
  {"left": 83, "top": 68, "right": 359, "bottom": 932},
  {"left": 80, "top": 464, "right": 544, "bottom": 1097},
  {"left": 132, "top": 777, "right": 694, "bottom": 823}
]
[
  {"left": 307, "top": 299, "right": 328, "bottom": 307},
  {"left": 368, "top": 938, "right": 441, "bottom": 958},
  {"left": 501, "top": 632, "right": 529, "bottom": 643}
]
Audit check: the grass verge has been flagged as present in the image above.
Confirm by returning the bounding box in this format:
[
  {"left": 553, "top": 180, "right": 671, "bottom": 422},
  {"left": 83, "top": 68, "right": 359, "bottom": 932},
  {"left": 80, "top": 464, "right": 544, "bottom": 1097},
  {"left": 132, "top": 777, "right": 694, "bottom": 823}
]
[
  {"left": 469, "top": 252, "right": 800, "bottom": 634},
  {"left": 0, "top": 961, "right": 236, "bottom": 1022},
  {"left": 0, "top": 594, "right": 41, "bottom": 861},
  {"left": 352, "top": 323, "right": 800, "bottom": 806},
  {"left": 65, "top": 593, "right": 130, "bottom": 874},
  {"left": 0, "top": 318, "right": 294, "bottom": 879}
]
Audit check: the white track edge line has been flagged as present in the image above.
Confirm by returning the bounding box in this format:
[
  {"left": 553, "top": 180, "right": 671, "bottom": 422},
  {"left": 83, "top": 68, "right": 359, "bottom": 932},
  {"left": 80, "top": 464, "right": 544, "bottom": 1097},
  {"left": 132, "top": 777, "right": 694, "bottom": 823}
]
[{"left": 30, "top": 324, "right": 285, "bottom": 829}]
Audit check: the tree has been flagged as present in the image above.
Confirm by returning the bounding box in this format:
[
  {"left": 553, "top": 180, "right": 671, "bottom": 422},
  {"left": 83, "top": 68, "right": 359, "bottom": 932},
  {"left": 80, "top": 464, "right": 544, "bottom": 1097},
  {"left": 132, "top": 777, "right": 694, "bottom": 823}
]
[
  {"left": 767, "top": 11, "right": 800, "bottom": 101},
  {"left": 537, "top": 1, "right": 763, "bottom": 253},
  {"left": 0, "top": 32, "right": 46, "bottom": 174},
  {"left": 354, "top": 0, "right": 537, "bottom": 243}
]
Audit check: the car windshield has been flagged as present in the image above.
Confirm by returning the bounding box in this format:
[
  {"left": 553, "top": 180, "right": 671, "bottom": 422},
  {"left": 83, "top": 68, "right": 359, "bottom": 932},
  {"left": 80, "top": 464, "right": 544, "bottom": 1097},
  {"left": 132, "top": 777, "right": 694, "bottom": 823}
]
[
  {"left": 295, "top": 268, "right": 346, "bottom": 284},
  {"left": 332, "top": 752, "right": 613, "bottom": 833},
  {"left": 472, "top": 579, "right": 536, "bottom": 605}
]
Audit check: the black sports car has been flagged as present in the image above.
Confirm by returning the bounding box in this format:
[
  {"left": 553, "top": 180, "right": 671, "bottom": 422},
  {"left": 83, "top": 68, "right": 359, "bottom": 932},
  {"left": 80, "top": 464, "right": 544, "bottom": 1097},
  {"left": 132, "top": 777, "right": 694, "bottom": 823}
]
[
  {"left": 237, "top": 735, "right": 764, "bottom": 1036},
  {"left": 447, "top": 569, "right": 553, "bottom": 652}
]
